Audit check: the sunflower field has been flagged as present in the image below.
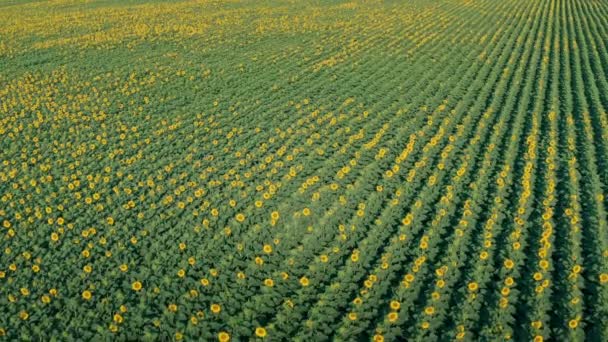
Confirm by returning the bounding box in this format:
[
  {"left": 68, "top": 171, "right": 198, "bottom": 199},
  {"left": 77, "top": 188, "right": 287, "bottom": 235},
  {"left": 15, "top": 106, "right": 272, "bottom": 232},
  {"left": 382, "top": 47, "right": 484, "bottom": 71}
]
[{"left": 1, "top": 0, "right": 608, "bottom": 340}]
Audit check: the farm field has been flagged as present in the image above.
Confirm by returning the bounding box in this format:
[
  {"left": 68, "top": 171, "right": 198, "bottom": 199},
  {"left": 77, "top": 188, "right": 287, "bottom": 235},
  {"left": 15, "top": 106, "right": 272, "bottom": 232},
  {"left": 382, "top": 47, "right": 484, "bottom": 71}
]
[{"left": 1, "top": 0, "right": 608, "bottom": 340}]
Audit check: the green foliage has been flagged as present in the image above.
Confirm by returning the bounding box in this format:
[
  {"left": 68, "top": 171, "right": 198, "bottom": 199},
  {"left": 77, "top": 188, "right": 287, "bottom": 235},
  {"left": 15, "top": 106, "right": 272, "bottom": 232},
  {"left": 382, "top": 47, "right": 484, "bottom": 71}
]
[{"left": 1, "top": 0, "right": 608, "bottom": 341}]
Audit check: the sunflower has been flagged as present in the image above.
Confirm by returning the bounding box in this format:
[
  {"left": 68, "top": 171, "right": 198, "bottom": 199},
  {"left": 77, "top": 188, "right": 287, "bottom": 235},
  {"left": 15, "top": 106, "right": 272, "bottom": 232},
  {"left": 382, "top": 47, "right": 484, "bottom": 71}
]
[
  {"left": 82, "top": 290, "right": 92, "bottom": 300},
  {"left": 390, "top": 300, "right": 400, "bottom": 310},
  {"left": 113, "top": 314, "right": 124, "bottom": 324},
  {"left": 387, "top": 312, "right": 398, "bottom": 323},
  {"left": 132, "top": 281, "right": 143, "bottom": 291},
  {"left": 263, "top": 244, "right": 272, "bottom": 254},
  {"left": 218, "top": 332, "right": 230, "bottom": 342},
  {"left": 255, "top": 327, "right": 267, "bottom": 338},
  {"left": 467, "top": 282, "right": 478, "bottom": 292}
]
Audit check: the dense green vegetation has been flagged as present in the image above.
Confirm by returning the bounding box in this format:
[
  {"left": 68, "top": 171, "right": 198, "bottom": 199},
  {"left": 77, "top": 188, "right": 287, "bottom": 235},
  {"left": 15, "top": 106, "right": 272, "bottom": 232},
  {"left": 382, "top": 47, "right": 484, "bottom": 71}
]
[{"left": 1, "top": 0, "right": 608, "bottom": 340}]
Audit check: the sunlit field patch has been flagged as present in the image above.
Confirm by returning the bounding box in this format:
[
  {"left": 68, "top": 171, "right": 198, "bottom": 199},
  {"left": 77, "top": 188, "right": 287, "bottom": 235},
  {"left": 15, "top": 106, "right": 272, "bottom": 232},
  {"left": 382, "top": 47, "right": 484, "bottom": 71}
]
[{"left": 1, "top": 0, "right": 608, "bottom": 340}]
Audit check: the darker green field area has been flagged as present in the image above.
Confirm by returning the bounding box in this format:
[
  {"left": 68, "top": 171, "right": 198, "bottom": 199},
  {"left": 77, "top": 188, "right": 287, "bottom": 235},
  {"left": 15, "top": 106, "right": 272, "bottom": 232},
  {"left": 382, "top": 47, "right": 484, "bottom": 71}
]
[{"left": 1, "top": 0, "right": 607, "bottom": 341}]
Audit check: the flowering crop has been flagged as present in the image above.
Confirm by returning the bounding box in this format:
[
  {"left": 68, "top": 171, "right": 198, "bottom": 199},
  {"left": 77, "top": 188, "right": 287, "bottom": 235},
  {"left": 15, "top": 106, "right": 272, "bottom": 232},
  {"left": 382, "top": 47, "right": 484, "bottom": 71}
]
[{"left": 1, "top": 0, "right": 608, "bottom": 340}]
